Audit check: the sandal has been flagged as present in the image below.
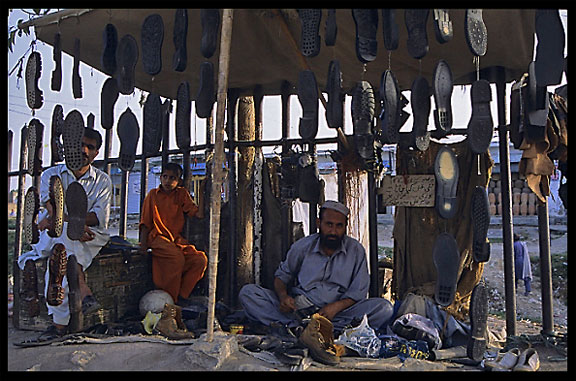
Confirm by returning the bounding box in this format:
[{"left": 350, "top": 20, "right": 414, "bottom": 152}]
[
  {"left": 433, "top": 233, "right": 460, "bottom": 307},
  {"left": 50, "top": 104, "right": 65, "bottom": 163},
  {"left": 101, "top": 23, "right": 118, "bottom": 76},
  {"left": 25, "top": 51, "right": 44, "bottom": 110},
  {"left": 72, "top": 39, "right": 82, "bottom": 99},
  {"left": 195, "top": 61, "right": 215, "bottom": 119},
  {"left": 200, "top": 9, "right": 220, "bottom": 59},
  {"left": 405, "top": 9, "right": 429, "bottom": 60},
  {"left": 51, "top": 32, "right": 62, "bottom": 91},
  {"left": 176, "top": 81, "right": 191, "bottom": 148},
  {"left": 117, "top": 108, "right": 140, "bottom": 172},
  {"left": 381, "top": 9, "right": 398, "bottom": 51},
  {"left": 100, "top": 77, "right": 119, "bottom": 130},
  {"left": 298, "top": 70, "right": 319, "bottom": 141},
  {"left": 48, "top": 175, "right": 64, "bottom": 238},
  {"left": 172, "top": 9, "right": 188, "bottom": 72},
  {"left": 352, "top": 9, "right": 378, "bottom": 63},
  {"left": 116, "top": 34, "right": 139, "bottom": 95},
  {"left": 62, "top": 109, "right": 85, "bottom": 172},
  {"left": 143, "top": 93, "right": 163, "bottom": 156},
  {"left": 298, "top": 9, "right": 322, "bottom": 58},
  {"left": 65, "top": 182, "right": 88, "bottom": 241},
  {"left": 47, "top": 243, "right": 68, "bottom": 306},
  {"left": 141, "top": 13, "right": 164, "bottom": 76}
]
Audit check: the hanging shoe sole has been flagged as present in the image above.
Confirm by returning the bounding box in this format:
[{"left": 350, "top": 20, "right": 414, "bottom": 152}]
[
  {"left": 66, "top": 182, "right": 88, "bottom": 241},
  {"left": 471, "top": 186, "right": 491, "bottom": 263},
  {"left": 298, "top": 70, "right": 319, "bottom": 141},
  {"left": 47, "top": 243, "right": 68, "bottom": 306},
  {"left": 23, "top": 187, "right": 40, "bottom": 245},
  {"left": 196, "top": 61, "right": 215, "bottom": 119},
  {"left": 200, "top": 9, "right": 220, "bottom": 59},
  {"left": 410, "top": 75, "right": 431, "bottom": 151},
  {"left": 352, "top": 81, "right": 375, "bottom": 160},
  {"left": 381, "top": 9, "right": 399, "bottom": 51},
  {"left": 465, "top": 9, "right": 487, "bottom": 57},
  {"left": 26, "top": 119, "right": 44, "bottom": 176},
  {"left": 62, "top": 110, "right": 85, "bottom": 172},
  {"left": 433, "top": 232, "right": 460, "bottom": 307},
  {"left": 325, "top": 60, "right": 343, "bottom": 129},
  {"left": 25, "top": 51, "right": 44, "bottom": 110},
  {"left": 467, "top": 79, "right": 494, "bottom": 154},
  {"left": 116, "top": 34, "right": 139, "bottom": 95},
  {"left": 405, "top": 9, "right": 429, "bottom": 60},
  {"left": 141, "top": 13, "right": 164, "bottom": 76},
  {"left": 176, "top": 81, "right": 191, "bottom": 149},
  {"left": 143, "top": 93, "right": 163, "bottom": 156},
  {"left": 379, "top": 70, "right": 400, "bottom": 144},
  {"left": 48, "top": 175, "right": 64, "bottom": 238},
  {"left": 172, "top": 9, "right": 188, "bottom": 72},
  {"left": 117, "top": 108, "right": 140, "bottom": 171},
  {"left": 534, "top": 9, "right": 565, "bottom": 86},
  {"left": 433, "top": 9, "right": 453, "bottom": 44},
  {"left": 324, "top": 9, "right": 337, "bottom": 47},
  {"left": 100, "top": 77, "right": 119, "bottom": 130},
  {"left": 298, "top": 9, "right": 322, "bottom": 58},
  {"left": 50, "top": 105, "right": 65, "bottom": 163},
  {"left": 101, "top": 23, "right": 118, "bottom": 76},
  {"left": 467, "top": 281, "right": 488, "bottom": 361},
  {"left": 433, "top": 60, "right": 454, "bottom": 136},
  {"left": 434, "top": 146, "right": 459, "bottom": 219},
  {"left": 72, "top": 39, "right": 83, "bottom": 99},
  {"left": 51, "top": 32, "right": 62, "bottom": 91},
  {"left": 352, "top": 9, "right": 378, "bottom": 63}
]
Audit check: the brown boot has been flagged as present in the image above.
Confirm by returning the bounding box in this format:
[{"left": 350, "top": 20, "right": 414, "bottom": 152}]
[
  {"left": 22, "top": 260, "right": 40, "bottom": 316},
  {"left": 298, "top": 313, "right": 340, "bottom": 366},
  {"left": 155, "top": 303, "right": 194, "bottom": 340},
  {"left": 47, "top": 244, "right": 68, "bottom": 306}
]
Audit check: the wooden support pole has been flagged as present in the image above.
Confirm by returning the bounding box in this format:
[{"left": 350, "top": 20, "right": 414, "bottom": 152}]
[{"left": 206, "top": 8, "right": 234, "bottom": 343}]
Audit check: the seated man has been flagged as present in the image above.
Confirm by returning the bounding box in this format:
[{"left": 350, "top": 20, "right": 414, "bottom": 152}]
[{"left": 239, "top": 200, "right": 393, "bottom": 333}]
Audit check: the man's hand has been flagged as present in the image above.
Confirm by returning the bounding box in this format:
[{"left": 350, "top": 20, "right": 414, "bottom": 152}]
[
  {"left": 279, "top": 294, "right": 296, "bottom": 314},
  {"left": 38, "top": 217, "right": 51, "bottom": 231},
  {"left": 79, "top": 226, "right": 96, "bottom": 242},
  {"left": 317, "top": 298, "right": 356, "bottom": 321}
]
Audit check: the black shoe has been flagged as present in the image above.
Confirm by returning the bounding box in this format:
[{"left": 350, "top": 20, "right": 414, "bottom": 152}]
[
  {"left": 467, "top": 79, "right": 493, "bottom": 154},
  {"left": 51, "top": 32, "right": 62, "bottom": 91},
  {"left": 410, "top": 75, "right": 431, "bottom": 151},
  {"left": 467, "top": 281, "right": 488, "bottom": 361},
  {"left": 141, "top": 13, "right": 164, "bottom": 76},
  {"left": 176, "top": 81, "right": 191, "bottom": 149},
  {"left": 464, "top": 9, "right": 487, "bottom": 57},
  {"left": 433, "top": 232, "right": 460, "bottom": 307},
  {"left": 101, "top": 23, "right": 118, "bottom": 76},
  {"left": 298, "top": 70, "right": 319, "bottom": 141},
  {"left": 72, "top": 39, "right": 82, "bottom": 99},
  {"left": 351, "top": 81, "right": 375, "bottom": 160},
  {"left": 117, "top": 108, "right": 140, "bottom": 172},
  {"left": 324, "top": 9, "right": 337, "bottom": 47},
  {"left": 116, "top": 34, "right": 139, "bottom": 95},
  {"left": 471, "top": 186, "right": 491, "bottom": 263},
  {"left": 66, "top": 182, "right": 88, "bottom": 241},
  {"left": 196, "top": 61, "right": 216, "bottom": 119},
  {"left": 433, "top": 9, "right": 453, "bottom": 44},
  {"left": 405, "top": 9, "right": 429, "bottom": 60},
  {"left": 381, "top": 9, "right": 398, "bottom": 51},
  {"left": 200, "top": 9, "right": 220, "bottom": 59},
  {"left": 325, "top": 60, "right": 343, "bottom": 129},
  {"left": 25, "top": 51, "right": 44, "bottom": 110},
  {"left": 434, "top": 146, "right": 459, "bottom": 219},
  {"left": 352, "top": 9, "right": 378, "bottom": 63},
  {"left": 534, "top": 9, "right": 565, "bottom": 86},
  {"left": 298, "top": 9, "right": 322, "bottom": 57},
  {"left": 100, "top": 77, "right": 119, "bottom": 130},
  {"left": 379, "top": 70, "right": 400, "bottom": 144},
  {"left": 62, "top": 110, "right": 85, "bottom": 172},
  {"left": 172, "top": 9, "right": 188, "bottom": 72},
  {"left": 143, "top": 93, "right": 163, "bottom": 156},
  {"left": 432, "top": 60, "right": 454, "bottom": 136}
]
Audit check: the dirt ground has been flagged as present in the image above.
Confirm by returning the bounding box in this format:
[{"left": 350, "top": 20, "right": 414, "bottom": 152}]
[{"left": 6, "top": 218, "right": 568, "bottom": 372}]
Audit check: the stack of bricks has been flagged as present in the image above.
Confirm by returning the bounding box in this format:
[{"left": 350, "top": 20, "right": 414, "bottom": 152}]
[{"left": 488, "top": 173, "right": 538, "bottom": 216}]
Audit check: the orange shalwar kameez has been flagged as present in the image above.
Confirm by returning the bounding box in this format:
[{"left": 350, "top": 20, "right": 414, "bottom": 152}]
[{"left": 140, "top": 186, "right": 207, "bottom": 301}]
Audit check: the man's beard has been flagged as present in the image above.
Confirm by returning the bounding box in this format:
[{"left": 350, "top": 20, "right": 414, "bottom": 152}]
[{"left": 320, "top": 233, "right": 343, "bottom": 250}]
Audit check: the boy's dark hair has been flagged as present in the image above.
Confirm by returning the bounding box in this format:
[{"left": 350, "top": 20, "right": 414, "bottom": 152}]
[
  {"left": 163, "top": 162, "right": 183, "bottom": 178},
  {"left": 83, "top": 127, "right": 103, "bottom": 150}
]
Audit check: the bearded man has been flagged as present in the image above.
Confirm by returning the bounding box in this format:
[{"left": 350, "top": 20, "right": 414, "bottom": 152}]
[{"left": 239, "top": 200, "right": 393, "bottom": 333}]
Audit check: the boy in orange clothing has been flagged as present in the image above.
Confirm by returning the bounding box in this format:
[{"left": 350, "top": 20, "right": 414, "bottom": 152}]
[{"left": 139, "top": 162, "right": 207, "bottom": 302}]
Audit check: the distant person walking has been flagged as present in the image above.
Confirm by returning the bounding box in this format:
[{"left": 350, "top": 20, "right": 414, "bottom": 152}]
[{"left": 513, "top": 233, "right": 532, "bottom": 296}]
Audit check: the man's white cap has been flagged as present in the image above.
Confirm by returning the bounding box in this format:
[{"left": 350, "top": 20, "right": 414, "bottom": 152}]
[{"left": 320, "top": 200, "right": 350, "bottom": 217}]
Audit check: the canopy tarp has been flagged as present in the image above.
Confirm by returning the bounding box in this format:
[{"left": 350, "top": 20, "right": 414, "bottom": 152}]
[{"left": 24, "top": 9, "right": 536, "bottom": 100}]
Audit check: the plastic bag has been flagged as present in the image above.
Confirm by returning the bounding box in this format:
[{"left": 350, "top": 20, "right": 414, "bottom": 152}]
[{"left": 335, "top": 314, "right": 381, "bottom": 358}]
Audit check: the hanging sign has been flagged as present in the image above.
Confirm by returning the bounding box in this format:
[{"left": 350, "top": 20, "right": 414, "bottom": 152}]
[{"left": 378, "top": 175, "right": 436, "bottom": 207}]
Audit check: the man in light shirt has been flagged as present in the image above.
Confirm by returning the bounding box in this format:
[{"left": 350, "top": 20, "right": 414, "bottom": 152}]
[{"left": 18, "top": 127, "right": 112, "bottom": 339}]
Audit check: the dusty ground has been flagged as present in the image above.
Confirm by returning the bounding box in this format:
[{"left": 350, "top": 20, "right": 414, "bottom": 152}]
[{"left": 6, "top": 218, "right": 568, "bottom": 371}]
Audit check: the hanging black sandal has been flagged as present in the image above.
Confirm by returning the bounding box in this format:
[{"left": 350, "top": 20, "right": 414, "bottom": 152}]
[
  {"left": 48, "top": 175, "right": 64, "bottom": 238},
  {"left": 325, "top": 9, "right": 337, "bottom": 47},
  {"left": 66, "top": 182, "right": 88, "bottom": 241},
  {"left": 51, "top": 32, "right": 62, "bottom": 91},
  {"left": 100, "top": 77, "right": 119, "bottom": 130},
  {"left": 116, "top": 34, "right": 139, "bottom": 95},
  {"left": 464, "top": 9, "right": 487, "bottom": 57},
  {"left": 379, "top": 70, "right": 400, "bottom": 144},
  {"left": 410, "top": 75, "right": 431, "bottom": 151},
  {"left": 51, "top": 104, "right": 65, "bottom": 163},
  {"left": 298, "top": 9, "right": 322, "bottom": 58},
  {"left": 101, "top": 23, "right": 118, "bottom": 76},
  {"left": 433, "top": 9, "right": 453, "bottom": 44},
  {"left": 298, "top": 70, "right": 319, "bottom": 141},
  {"left": 172, "top": 9, "right": 188, "bottom": 72},
  {"left": 471, "top": 186, "right": 491, "bottom": 263},
  {"left": 141, "top": 13, "right": 164, "bottom": 76},
  {"left": 467, "top": 79, "right": 494, "bottom": 154},
  {"left": 405, "top": 9, "right": 429, "bottom": 60},
  {"left": 432, "top": 60, "right": 454, "bottom": 137},
  {"left": 381, "top": 9, "right": 399, "bottom": 51},
  {"left": 62, "top": 110, "right": 85, "bottom": 172},
  {"left": 201, "top": 9, "right": 220, "bottom": 59},
  {"left": 25, "top": 51, "right": 44, "bottom": 110},
  {"left": 434, "top": 146, "right": 459, "bottom": 219},
  {"left": 325, "top": 60, "right": 343, "bottom": 129},
  {"left": 433, "top": 232, "right": 460, "bottom": 307},
  {"left": 72, "top": 39, "right": 83, "bottom": 99},
  {"left": 467, "top": 281, "right": 488, "bottom": 362},
  {"left": 116, "top": 108, "right": 140, "bottom": 172},
  {"left": 143, "top": 93, "right": 163, "bottom": 156},
  {"left": 196, "top": 61, "right": 216, "bottom": 119},
  {"left": 176, "top": 81, "right": 191, "bottom": 149},
  {"left": 352, "top": 80, "right": 376, "bottom": 160},
  {"left": 352, "top": 9, "right": 378, "bottom": 64},
  {"left": 534, "top": 9, "right": 565, "bottom": 86}
]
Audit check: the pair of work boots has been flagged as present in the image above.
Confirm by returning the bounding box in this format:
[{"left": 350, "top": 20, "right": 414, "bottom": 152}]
[{"left": 155, "top": 303, "right": 195, "bottom": 340}]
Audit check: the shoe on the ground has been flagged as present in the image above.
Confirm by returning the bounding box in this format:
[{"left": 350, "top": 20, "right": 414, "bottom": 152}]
[
  {"left": 298, "top": 9, "right": 322, "bottom": 57},
  {"left": 23, "top": 186, "right": 40, "bottom": 245},
  {"left": 352, "top": 9, "right": 378, "bottom": 63},
  {"left": 405, "top": 9, "right": 429, "bottom": 60},
  {"left": 484, "top": 348, "right": 521, "bottom": 371},
  {"left": 156, "top": 303, "right": 195, "bottom": 339},
  {"left": 299, "top": 313, "right": 340, "bottom": 366},
  {"left": 172, "top": 9, "right": 188, "bottom": 72},
  {"left": 433, "top": 232, "right": 460, "bottom": 307},
  {"left": 48, "top": 175, "right": 64, "bottom": 238},
  {"left": 47, "top": 243, "right": 68, "bottom": 306},
  {"left": 65, "top": 181, "right": 88, "bottom": 241},
  {"left": 200, "top": 9, "right": 220, "bottom": 59},
  {"left": 141, "top": 13, "right": 164, "bottom": 76},
  {"left": 117, "top": 107, "right": 140, "bottom": 171},
  {"left": 62, "top": 109, "right": 85, "bottom": 172},
  {"left": 465, "top": 9, "right": 487, "bottom": 56},
  {"left": 116, "top": 34, "right": 139, "bottom": 95},
  {"left": 25, "top": 51, "right": 44, "bottom": 110},
  {"left": 513, "top": 348, "right": 540, "bottom": 371}
]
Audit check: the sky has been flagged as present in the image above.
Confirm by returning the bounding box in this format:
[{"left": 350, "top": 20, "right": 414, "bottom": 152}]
[{"left": 7, "top": 9, "right": 568, "bottom": 193}]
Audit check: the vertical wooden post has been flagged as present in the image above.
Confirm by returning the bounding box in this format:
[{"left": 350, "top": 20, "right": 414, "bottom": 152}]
[
  {"left": 538, "top": 200, "right": 555, "bottom": 335},
  {"left": 206, "top": 8, "right": 234, "bottom": 342}
]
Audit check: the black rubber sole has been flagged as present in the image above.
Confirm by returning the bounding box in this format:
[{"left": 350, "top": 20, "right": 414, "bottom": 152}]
[
  {"left": 410, "top": 75, "right": 431, "bottom": 151},
  {"left": 176, "top": 81, "right": 191, "bottom": 149},
  {"left": 51, "top": 32, "right": 62, "bottom": 91},
  {"left": 143, "top": 93, "right": 163, "bottom": 156},
  {"left": 66, "top": 182, "right": 88, "bottom": 241},
  {"left": 352, "top": 9, "right": 378, "bottom": 64},
  {"left": 62, "top": 110, "right": 85, "bottom": 172},
  {"left": 172, "top": 9, "right": 188, "bottom": 72},
  {"left": 25, "top": 51, "right": 44, "bottom": 110},
  {"left": 433, "top": 233, "right": 460, "bottom": 307},
  {"left": 467, "top": 79, "right": 494, "bottom": 154},
  {"left": 100, "top": 78, "right": 119, "bottom": 130},
  {"left": 116, "top": 34, "right": 139, "bottom": 95},
  {"left": 405, "top": 9, "right": 429, "bottom": 60},
  {"left": 200, "top": 9, "right": 220, "bottom": 59},
  {"left": 298, "top": 9, "right": 322, "bottom": 58},
  {"left": 141, "top": 13, "right": 164, "bottom": 76},
  {"left": 196, "top": 61, "right": 215, "bottom": 119},
  {"left": 433, "top": 60, "right": 454, "bottom": 135},
  {"left": 72, "top": 39, "right": 82, "bottom": 99},
  {"left": 433, "top": 9, "right": 453, "bottom": 44},
  {"left": 379, "top": 70, "right": 400, "bottom": 144},
  {"left": 298, "top": 70, "right": 319, "bottom": 141},
  {"left": 465, "top": 9, "right": 487, "bottom": 56},
  {"left": 434, "top": 146, "right": 459, "bottom": 219},
  {"left": 325, "top": 60, "right": 343, "bottom": 129},
  {"left": 117, "top": 108, "right": 140, "bottom": 172},
  {"left": 471, "top": 186, "right": 490, "bottom": 263},
  {"left": 381, "top": 9, "right": 398, "bottom": 51},
  {"left": 101, "top": 23, "right": 118, "bottom": 76}
]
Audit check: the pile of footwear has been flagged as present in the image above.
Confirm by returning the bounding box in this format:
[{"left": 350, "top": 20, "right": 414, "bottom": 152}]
[{"left": 483, "top": 347, "right": 540, "bottom": 372}]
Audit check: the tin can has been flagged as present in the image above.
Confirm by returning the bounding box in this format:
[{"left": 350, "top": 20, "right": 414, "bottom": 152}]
[{"left": 229, "top": 325, "right": 244, "bottom": 334}]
